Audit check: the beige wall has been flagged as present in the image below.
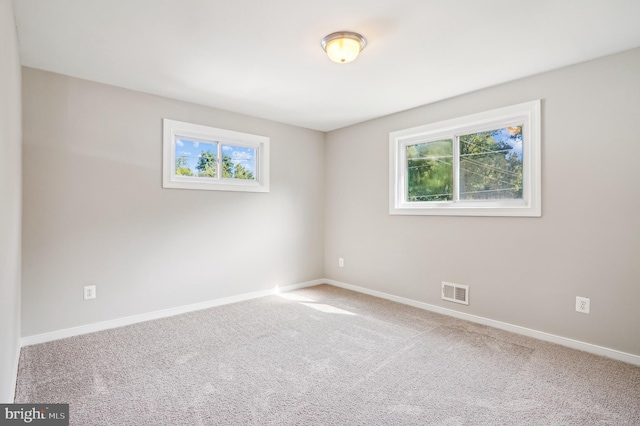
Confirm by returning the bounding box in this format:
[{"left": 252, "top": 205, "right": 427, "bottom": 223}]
[
  {"left": 0, "top": 0, "right": 22, "bottom": 402},
  {"left": 21, "top": 68, "right": 325, "bottom": 336},
  {"left": 325, "top": 48, "right": 640, "bottom": 356}
]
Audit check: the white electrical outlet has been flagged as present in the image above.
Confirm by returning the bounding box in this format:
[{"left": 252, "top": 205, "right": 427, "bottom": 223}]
[
  {"left": 576, "top": 296, "right": 590, "bottom": 314},
  {"left": 338, "top": 258, "right": 344, "bottom": 267},
  {"left": 84, "top": 285, "right": 96, "bottom": 300}
]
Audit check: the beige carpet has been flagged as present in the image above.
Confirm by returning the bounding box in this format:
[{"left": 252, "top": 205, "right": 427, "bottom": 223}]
[{"left": 14, "top": 285, "right": 640, "bottom": 425}]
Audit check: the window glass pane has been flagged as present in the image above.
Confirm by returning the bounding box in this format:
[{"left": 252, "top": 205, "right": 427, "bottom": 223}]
[
  {"left": 406, "top": 139, "right": 453, "bottom": 202},
  {"left": 459, "top": 126, "right": 523, "bottom": 200},
  {"left": 175, "top": 138, "right": 218, "bottom": 179},
  {"left": 221, "top": 145, "right": 257, "bottom": 180}
]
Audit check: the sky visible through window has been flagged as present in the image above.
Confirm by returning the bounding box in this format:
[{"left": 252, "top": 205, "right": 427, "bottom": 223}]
[
  {"left": 222, "top": 144, "right": 256, "bottom": 175},
  {"left": 175, "top": 138, "right": 256, "bottom": 177},
  {"left": 459, "top": 126, "right": 524, "bottom": 159},
  {"left": 495, "top": 126, "right": 523, "bottom": 157}
]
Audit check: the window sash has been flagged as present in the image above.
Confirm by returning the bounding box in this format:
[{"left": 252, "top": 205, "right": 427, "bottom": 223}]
[
  {"left": 401, "top": 125, "right": 525, "bottom": 203},
  {"left": 163, "top": 119, "right": 269, "bottom": 192},
  {"left": 389, "top": 100, "right": 541, "bottom": 217}
]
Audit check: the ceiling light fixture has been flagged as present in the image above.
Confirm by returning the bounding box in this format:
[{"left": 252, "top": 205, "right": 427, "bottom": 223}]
[{"left": 321, "top": 31, "right": 367, "bottom": 64}]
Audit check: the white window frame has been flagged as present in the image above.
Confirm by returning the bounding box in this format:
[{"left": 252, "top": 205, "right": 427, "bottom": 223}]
[
  {"left": 389, "top": 100, "right": 541, "bottom": 217},
  {"left": 163, "top": 119, "right": 270, "bottom": 192}
]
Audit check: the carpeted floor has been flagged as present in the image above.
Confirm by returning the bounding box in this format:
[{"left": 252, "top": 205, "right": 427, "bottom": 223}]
[{"left": 14, "top": 284, "right": 640, "bottom": 425}]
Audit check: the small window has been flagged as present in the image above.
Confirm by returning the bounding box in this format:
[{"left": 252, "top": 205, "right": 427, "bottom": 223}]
[
  {"left": 163, "top": 119, "right": 269, "bottom": 192},
  {"left": 389, "top": 100, "right": 541, "bottom": 216}
]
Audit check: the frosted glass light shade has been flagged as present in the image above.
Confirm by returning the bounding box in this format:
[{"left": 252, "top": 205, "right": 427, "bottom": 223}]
[{"left": 321, "top": 32, "right": 366, "bottom": 64}]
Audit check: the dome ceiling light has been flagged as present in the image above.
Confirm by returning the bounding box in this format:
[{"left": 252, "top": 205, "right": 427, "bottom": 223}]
[{"left": 320, "top": 31, "right": 367, "bottom": 64}]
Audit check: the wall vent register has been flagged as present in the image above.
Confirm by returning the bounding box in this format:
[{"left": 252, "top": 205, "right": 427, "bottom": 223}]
[{"left": 442, "top": 282, "right": 469, "bottom": 305}]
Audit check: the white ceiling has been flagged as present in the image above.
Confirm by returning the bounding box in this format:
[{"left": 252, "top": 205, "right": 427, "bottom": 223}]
[{"left": 13, "top": 0, "right": 640, "bottom": 132}]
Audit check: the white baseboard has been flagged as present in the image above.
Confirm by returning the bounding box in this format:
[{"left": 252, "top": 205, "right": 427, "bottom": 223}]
[
  {"left": 325, "top": 279, "right": 640, "bottom": 367},
  {"left": 20, "top": 279, "right": 323, "bottom": 347},
  {"left": 19, "top": 278, "right": 640, "bottom": 367}
]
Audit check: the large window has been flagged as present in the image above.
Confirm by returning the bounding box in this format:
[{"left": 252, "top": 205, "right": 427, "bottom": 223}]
[
  {"left": 163, "top": 119, "right": 269, "bottom": 192},
  {"left": 389, "top": 100, "right": 541, "bottom": 216}
]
